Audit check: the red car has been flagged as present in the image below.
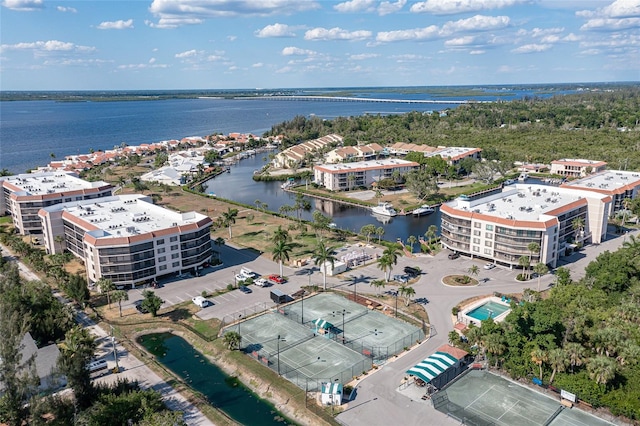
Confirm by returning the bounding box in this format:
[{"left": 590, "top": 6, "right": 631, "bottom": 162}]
[{"left": 268, "top": 274, "right": 286, "bottom": 284}]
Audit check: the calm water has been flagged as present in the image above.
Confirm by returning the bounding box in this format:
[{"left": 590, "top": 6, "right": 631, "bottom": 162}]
[
  {"left": 204, "top": 155, "right": 441, "bottom": 243},
  {"left": 466, "top": 301, "right": 511, "bottom": 321},
  {"left": 138, "top": 332, "right": 294, "bottom": 426}
]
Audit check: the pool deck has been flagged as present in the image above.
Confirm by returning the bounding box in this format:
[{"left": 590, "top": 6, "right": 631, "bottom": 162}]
[{"left": 458, "top": 296, "right": 511, "bottom": 327}]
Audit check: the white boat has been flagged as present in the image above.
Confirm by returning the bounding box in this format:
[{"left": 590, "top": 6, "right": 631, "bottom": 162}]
[
  {"left": 518, "top": 173, "right": 528, "bottom": 182},
  {"left": 412, "top": 205, "right": 435, "bottom": 216},
  {"left": 372, "top": 202, "right": 397, "bottom": 217}
]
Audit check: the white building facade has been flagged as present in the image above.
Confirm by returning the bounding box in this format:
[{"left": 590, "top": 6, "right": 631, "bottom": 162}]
[
  {"left": 39, "top": 194, "right": 213, "bottom": 288},
  {"left": 313, "top": 158, "right": 419, "bottom": 191},
  {"left": 560, "top": 170, "right": 640, "bottom": 216},
  {"left": 0, "top": 172, "right": 114, "bottom": 235},
  {"left": 440, "top": 184, "right": 611, "bottom": 268}
]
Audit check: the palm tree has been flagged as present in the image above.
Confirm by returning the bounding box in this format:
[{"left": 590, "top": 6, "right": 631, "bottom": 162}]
[
  {"left": 271, "top": 240, "right": 293, "bottom": 277},
  {"left": 530, "top": 346, "right": 548, "bottom": 381},
  {"left": 399, "top": 285, "right": 415, "bottom": 306},
  {"left": 98, "top": 278, "right": 116, "bottom": 308},
  {"left": 518, "top": 256, "right": 531, "bottom": 280},
  {"left": 527, "top": 242, "right": 540, "bottom": 278},
  {"left": 425, "top": 225, "right": 438, "bottom": 246},
  {"left": 483, "top": 333, "right": 506, "bottom": 367},
  {"left": 375, "top": 226, "right": 385, "bottom": 243},
  {"left": 564, "top": 342, "right": 587, "bottom": 373},
  {"left": 547, "top": 348, "right": 568, "bottom": 384},
  {"left": 370, "top": 279, "right": 386, "bottom": 296},
  {"left": 347, "top": 174, "right": 356, "bottom": 191},
  {"left": 112, "top": 290, "right": 128, "bottom": 318},
  {"left": 448, "top": 331, "right": 461, "bottom": 346},
  {"left": 406, "top": 235, "right": 417, "bottom": 253},
  {"left": 587, "top": 355, "right": 617, "bottom": 385},
  {"left": 271, "top": 225, "right": 290, "bottom": 245},
  {"left": 572, "top": 216, "right": 585, "bottom": 241},
  {"left": 381, "top": 245, "right": 401, "bottom": 277},
  {"left": 223, "top": 331, "right": 242, "bottom": 350},
  {"left": 313, "top": 241, "right": 337, "bottom": 291},
  {"left": 377, "top": 254, "right": 393, "bottom": 282},
  {"left": 360, "top": 224, "right": 376, "bottom": 244},
  {"left": 58, "top": 326, "right": 97, "bottom": 409},
  {"left": 221, "top": 207, "right": 239, "bottom": 239},
  {"left": 533, "top": 262, "right": 549, "bottom": 291},
  {"left": 467, "top": 265, "right": 479, "bottom": 280},
  {"left": 54, "top": 235, "right": 65, "bottom": 253}
]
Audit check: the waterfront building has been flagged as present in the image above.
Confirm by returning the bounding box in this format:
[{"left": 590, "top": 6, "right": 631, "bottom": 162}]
[
  {"left": 424, "top": 146, "right": 482, "bottom": 166},
  {"left": 313, "top": 158, "right": 419, "bottom": 191},
  {"left": 272, "top": 134, "right": 343, "bottom": 169},
  {"left": 0, "top": 172, "right": 114, "bottom": 235},
  {"left": 38, "top": 194, "right": 213, "bottom": 288},
  {"left": 560, "top": 169, "right": 640, "bottom": 215},
  {"left": 440, "top": 184, "right": 611, "bottom": 268},
  {"left": 550, "top": 159, "right": 607, "bottom": 178},
  {"left": 324, "top": 143, "right": 384, "bottom": 163},
  {"left": 387, "top": 142, "right": 438, "bottom": 156}
]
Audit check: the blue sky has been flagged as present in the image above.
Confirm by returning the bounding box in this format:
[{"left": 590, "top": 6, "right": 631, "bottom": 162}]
[{"left": 1, "top": 0, "right": 639, "bottom": 90}]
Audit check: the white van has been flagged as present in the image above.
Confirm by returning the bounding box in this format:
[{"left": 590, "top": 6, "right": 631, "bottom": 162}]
[
  {"left": 87, "top": 359, "right": 108, "bottom": 376},
  {"left": 240, "top": 267, "right": 256, "bottom": 278},
  {"left": 192, "top": 296, "right": 209, "bottom": 308}
]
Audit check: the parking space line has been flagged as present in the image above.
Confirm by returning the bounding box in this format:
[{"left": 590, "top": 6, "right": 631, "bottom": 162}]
[{"left": 175, "top": 296, "right": 185, "bottom": 302}]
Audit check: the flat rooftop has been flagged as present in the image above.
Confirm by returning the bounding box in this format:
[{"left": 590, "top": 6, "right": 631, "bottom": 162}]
[
  {"left": 1, "top": 172, "right": 109, "bottom": 195},
  {"left": 52, "top": 194, "right": 207, "bottom": 238},
  {"left": 315, "top": 158, "right": 417, "bottom": 172},
  {"left": 561, "top": 170, "right": 640, "bottom": 192},
  {"left": 427, "top": 146, "right": 479, "bottom": 159},
  {"left": 448, "top": 184, "right": 592, "bottom": 222},
  {"left": 552, "top": 158, "right": 607, "bottom": 166}
]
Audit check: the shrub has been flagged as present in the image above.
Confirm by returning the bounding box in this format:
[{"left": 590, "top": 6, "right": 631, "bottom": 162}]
[{"left": 452, "top": 306, "right": 459, "bottom": 315}]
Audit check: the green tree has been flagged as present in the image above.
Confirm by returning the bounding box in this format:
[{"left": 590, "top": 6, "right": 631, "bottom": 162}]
[
  {"left": 221, "top": 207, "right": 239, "bottom": 239},
  {"left": 370, "top": 279, "right": 386, "bottom": 296},
  {"left": 530, "top": 346, "right": 548, "bottom": 381},
  {"left": 271, "top": 240, "right": 293, "bottom": 278},
  {"left": 564, "top": 342, "right": 587, "bottom": 373},
  {"left": 448, "top": 330, "right": 461, "bottom": 346},
  {"left": 360, "top": 224, "right": 376, "bottom": 244},
  {"left": 98, "top": 278, "right": 116, "bottom": 308},
  {"left": 425, "top": 224, "right": 438, "bottom": 246},
  {"left": 141, "top": 290, "right": 163, "bottom": 317},
  {"left": 62, "top": 274, "right": 90, "bottom": 307},
  {"left": 533, "top": 262, "right": 549, "bottom": 291},
  {"left": 587, "top": 355, "right": 617, "bottom": 386},
  {"left": 518, "top": 256, "right": 531, "bottom": 280},
  {"left": 547, "top": 348, "right": 568, "bottom": 384},
  {"left": 467, "top": 265, "right": 479, "bottom": 279},
  {"left": 313, "top": 241, "right": 337, "bottom": 291},
  {"left": 399, "top": 285, "right": 415, "bottom": 306},
  {"left": 483, "top": 333, "right": 506, "bottom": 367},
  {"left": 271, "top": 225, "right": 291, "bottom": 245},
  {"left": 375, "top": 226, "right": 385, "bottom": 243},
  {"left": 223, "top": 331, "right": 242, "bottom": 351},
  {"left": 58, "top": 326, "right": 97, "bottom": 409},
  {"left": 406, "top": 235, "right": 417, "bottom": 253},
  {"left": 112, "top": 290, "right": 129, "bottom": 318},
  {"left": 377, "top": 254, "right": 393, "bottom": 282}
]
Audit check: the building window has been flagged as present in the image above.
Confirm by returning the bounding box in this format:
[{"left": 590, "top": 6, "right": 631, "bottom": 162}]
[
  {"left": 170, "top": 236, "right": 178, "bottom": 242},
  {"left": 158, "top": 256, "right": 166, "bottom": 262},
  {"left": 473, "top": 238, "right": 480, "bottom": 244},
  {"left": 157, "top": 239, "right": 165, "bottom": 245},
  {"left": 473, "top": 230, "right": 481, "bottom": 236},
  {"left": 485, "top": 241, "right": 492, "bottom": 247},
  {"left": 157, "top": 248, "right": 165, "bottom": 254},
  {"left": 474, "top": 222, "right": 481, "bottom": 228},
  {"left": 486, "top": 225, "right": 493, "bottom": 231},
  {"left": 171, "top": 245, "right": 179, "bottom": 251},
  {"left": 171, "top": 253, "right": 179, "bottom": 259},
  {"left": 172, "top": 261, "right": 180, "bottom": 267},
  {"left": 473, "top": 246, "right": 479, "bottom": 252},
  {"left": 159, "top": 265, "right": 167, "bottom": 271},
  {"left": 485, "top": 232, "right": 493, "bottom": 239},
  {"left": 484, "top": 248, "right": 492, "bottom": 255}
]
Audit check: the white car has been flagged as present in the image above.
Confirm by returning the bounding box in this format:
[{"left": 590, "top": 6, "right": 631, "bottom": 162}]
[
  {"left": 254, "top": 278, "right": 269, "bottom": 287},
  {"left": 484, "top": 263, "right": 496, "bottom": 270},
  {"left": 192, "top": 296, "right": 210, "bottom": 308},
  {"left": 235, "top": 273, "right": 250, "bottom": 282}
]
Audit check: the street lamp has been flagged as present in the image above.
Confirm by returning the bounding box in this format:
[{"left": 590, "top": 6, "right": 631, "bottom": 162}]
[
  {"left": 395, "top": 290, "right": 398, "bottom": 318},
  {"left": 110, "top": 325, "right": 119, "bottom": 373},
  {"left": 232, "top": 270, "right": 237, "bottom": 287},
  {"left": 333, "top": 309, "right": 349, "bottom": 344},
  {"left": 277, "top": 335, "right": 287, "bottom": 375},
  {"left": 238, "top": 314, "right": 242, "bottom": 336}
]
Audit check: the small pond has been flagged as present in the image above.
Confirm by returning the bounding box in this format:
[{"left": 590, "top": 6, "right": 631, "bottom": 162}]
[{"left": 139, "top": 332, "right": 295, "bottom": 426}]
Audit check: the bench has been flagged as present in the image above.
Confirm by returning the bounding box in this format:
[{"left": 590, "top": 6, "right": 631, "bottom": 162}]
[{"left": 561, "top": 399, "right": 573, "bottom": 408}]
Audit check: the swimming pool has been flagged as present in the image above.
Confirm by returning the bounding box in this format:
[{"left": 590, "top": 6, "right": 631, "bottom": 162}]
[{"left": 465, "top": 300, "right": 511, "bottom": 322}]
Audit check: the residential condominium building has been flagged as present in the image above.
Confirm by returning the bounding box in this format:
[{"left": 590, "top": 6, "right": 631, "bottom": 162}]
[
  {"left": 272, "top": 134, "right": 343, "bottom": 169},
  {"left": 550, "top": 159, "right": 607, "bottom": 178},
  {"left": 560, "top": 170, "right": 640, "bottom": 216},
  {"left": 0, "top": 172, "right": 114, "bottom": 235},
  {"left": 440, "top": 184, "right": 611, "bottom": 268},
  {"left": 425, "top": 147, "right": 482, "bottom": 166},
  {"left": 39, "top": 194, "right": 213, "bottom": 288},
  {"left": 324, "top": 143, "right": 384, "bottom": 164},
  {"left": 314, "top": 158, "right": 419, "bottom": 191}
]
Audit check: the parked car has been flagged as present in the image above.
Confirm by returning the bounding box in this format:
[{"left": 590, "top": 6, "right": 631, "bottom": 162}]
[
  {"left": 238, "top": 285, "right": 252, "bottom": 294},
  {"left": 484, "top": 263, "right": 496, "bottom": 270},
  {"left": 134, "top": 301, "right": 149, "bottom": 314},
  {"left": 448, "top": 252, "right": 460, "bottom": 260},
  {"left": 235, "top": 273, "right": 249, "bottom": 282},
  {"left": 240, "top": 267, "right": 257, "bottom": 279},
  {"left": 268, "top": 274, "right": 286, "bottom": 284},
  {"left": 192, "top": 296, "right": 209, "bottom": 308},
  {"left": 254, "top": 278, "right": 269, "bottom": 287},
  {"left": 393, "top": 274, "right": 409, "bottom": 284},
  {"left": 403, "top": 266, "right": 420, "bottom": 277}
]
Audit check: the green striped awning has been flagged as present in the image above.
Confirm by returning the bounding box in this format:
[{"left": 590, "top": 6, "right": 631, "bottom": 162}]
[
  {"left": 312, "top": 318, "right": 333, "bottom": 330},
  {"left": 406, "top": 351, "right": 458, "bottom": 383}
]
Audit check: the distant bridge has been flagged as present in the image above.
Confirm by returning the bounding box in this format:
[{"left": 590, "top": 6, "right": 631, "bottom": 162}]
[{"left": 239, "top": 95, "right": 484, "bottom": 105}]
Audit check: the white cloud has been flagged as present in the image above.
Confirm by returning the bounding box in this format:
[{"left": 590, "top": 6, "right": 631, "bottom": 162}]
[
  {"left": 580, "top": 48, "right": 602, "bottom": 55},
  {"left": 511, "top": 43, "right": 552, "bottom": 53},
  {"left": 378, "top": 0, "right": 407, "bottom": 15},
  {"left": 56, "top": 6, "right": 77, "bottom": 13},
  {"left": 276, "top": 66, "right": 293, "bottom": 73},
  {"left": 1, "top": 0, "right": 43, "bottom": 11},
  {"left": 410, "top": 0, "right": 524, "bottom": 15},
  {"left": 207, "top": 54, "right": 224, "bottom": 61},
  {"left": 581, "top": 17, "right": 640, "bottom": 31},
  {"left": 0, "top": 40, "right": 95, "bottom": 55},
  {"left": 252, "top": 62, "right": 264, "bottom": 67},
  {"left": 281, "top": 46, "right": 317, "bottom": 56},
  {"left": 304, "top": 27, "right": 372, "bottom": 41},
  {"left": 149, "top": 57, "right": 156, "bottom": 64},
  {"left": 175, "top": 49, "right": 201, "bottom": 58},
  {"left": 227, "top": 35, "right": 237, "bottom": 41},
  {"left": 148, "top": 0, "right": 320, "bottom": 28},
  {"left": 444, "top": 36, "right": 476, "bottom": 46},
  {"left": 376, "top": 25, "right": 440, "bottom": 42},
  {"left": 529, "top": 27, "right": 564, "bottom": 38},
  {"left": 470, "top": 49, "right": 485, "bottom": 54},
  {"left": 563, "top": 33, "right": 581, "bottom": 41},
  {"left": 334, "top": 0, "right": 376, "bottom": 13},
  {"left": 349, "top": 53, "right": 380, "bottom": 60},
  {"left": 391, "top": 53, "right": 427, "bottom": 62},
  {"left": 117, "top": 63, "right": 169, "bottom": 70},
  {"left": 255, "top": 23, "right": 296, "bottom": 38},
  {"left": 441, "top": 15, "right": 510, "bottom": 35},
  {"left": 97, "top": 19, "right": 134, "bottom": 30}
]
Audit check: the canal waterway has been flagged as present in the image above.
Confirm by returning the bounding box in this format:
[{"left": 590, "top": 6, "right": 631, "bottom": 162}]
[
  {"left": 139, "top": 332, "right": 294, "bottom": 426},
  {"left": 203, "top": 155, "right": 441, "bottom": 243}
]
